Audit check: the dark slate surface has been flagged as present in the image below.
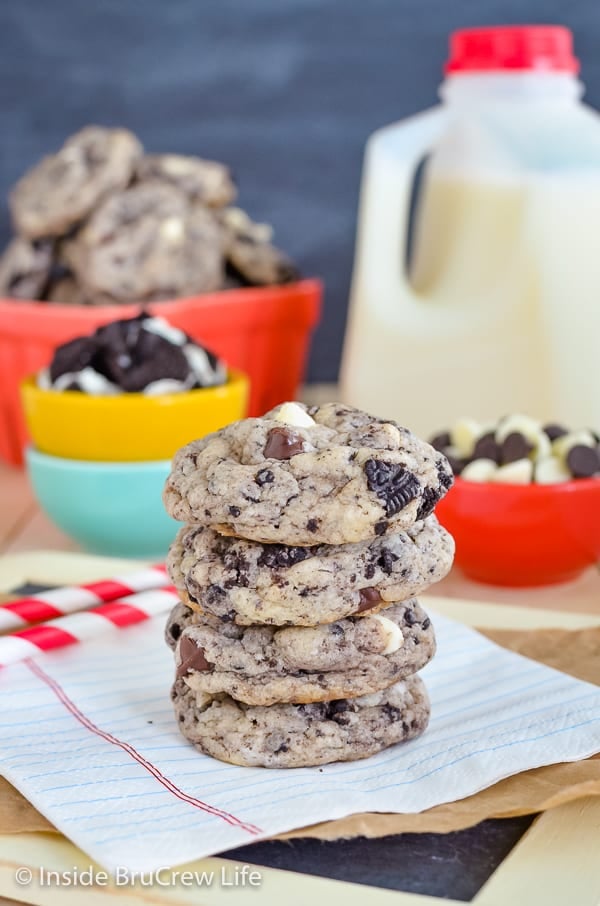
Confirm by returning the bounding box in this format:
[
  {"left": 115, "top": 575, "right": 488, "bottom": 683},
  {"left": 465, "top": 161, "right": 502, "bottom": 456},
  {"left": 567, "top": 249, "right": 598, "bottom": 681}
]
[
  {"left": 221, "top": 816, "right": 536, "bottom": 901},
  {"left": 1, "top": 2, "right": 598, "bottom": 380}
]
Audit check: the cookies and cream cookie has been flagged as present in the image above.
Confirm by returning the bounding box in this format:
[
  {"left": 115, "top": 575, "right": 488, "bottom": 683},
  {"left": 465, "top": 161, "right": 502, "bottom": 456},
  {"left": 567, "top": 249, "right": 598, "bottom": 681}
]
[
  {"left": 167, "top": 517, "right": 453, "bottom": 626},
  {"left": 136, "top": 153, "right": 236, "bottom": 208},
  {"left": 171, "top": 673, "right": 430, "bottom": 767},
  {"left": 0, "top": 237, "right": 54, "bottom": 300},
  {"left": 164, "top": 402, "right": 453, "bottom": 545},
  {"left": 69, "top": 182, "right": 225, "bottom": 301},
  {"left": 10, "top": 126, "right": 142, "bottom": 239},
  {"left": 172, "top": 598, "right": 435, "bottom": 705}
]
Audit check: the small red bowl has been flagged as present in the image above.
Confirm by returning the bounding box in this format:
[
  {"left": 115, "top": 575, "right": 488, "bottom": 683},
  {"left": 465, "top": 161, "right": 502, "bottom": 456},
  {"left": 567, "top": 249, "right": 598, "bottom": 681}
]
[{"left": 435, "top": 476, "right": 600, "bottom": 587}]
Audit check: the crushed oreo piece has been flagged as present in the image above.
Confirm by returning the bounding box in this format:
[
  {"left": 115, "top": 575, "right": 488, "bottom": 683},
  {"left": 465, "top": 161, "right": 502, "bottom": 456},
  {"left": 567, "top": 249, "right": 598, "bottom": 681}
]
[
  {"left": 255, "top": 468, "right": 274, "bottom": 486},
  {"left": 49, "top": 336, "right": 98, "bottom": 383},
  {"left": 364, "top": 459, "right": 421, "bottom": 517},
  {"left": 403, "top": 608, "right": 418, "bottom": 626},
  {"left": 416, "top": 487, "right": 438, "bottom": 522},
  {"left": 377, "top": 548, "right": 399, "bottom": 575},
  {"left": 258, "top": 544, "right": 313, "bottom": 569}
]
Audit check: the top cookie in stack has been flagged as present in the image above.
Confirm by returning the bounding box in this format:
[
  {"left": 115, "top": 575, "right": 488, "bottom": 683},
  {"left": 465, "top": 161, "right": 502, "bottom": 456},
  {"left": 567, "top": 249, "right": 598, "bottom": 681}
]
[
  {"left": 163, "top": 402, "right": 454, "bottom": 768},
  {"left": 164, "top": 401, "right": 454, "bottom": 545}
]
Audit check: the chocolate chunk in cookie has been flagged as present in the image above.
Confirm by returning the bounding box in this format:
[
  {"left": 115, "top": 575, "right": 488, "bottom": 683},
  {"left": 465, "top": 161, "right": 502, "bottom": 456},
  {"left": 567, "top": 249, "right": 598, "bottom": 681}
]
[
  {"left": 176, "top": 635, "right": 211, "bottom": 678},
  {"left": 221, "top": 206, "right": 299, "bottom": 286},
  {"left": 264, "top": 427, "right": 308, "bottom": 460}
]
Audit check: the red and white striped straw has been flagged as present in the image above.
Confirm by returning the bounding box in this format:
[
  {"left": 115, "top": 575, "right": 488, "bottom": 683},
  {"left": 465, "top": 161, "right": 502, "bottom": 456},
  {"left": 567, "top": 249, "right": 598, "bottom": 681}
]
[
  {"left": 0, "top": 565, "right": 169, "bottom": 633},
  {"left": 0, "top": 587, "right": 180, "bottom": 669}
]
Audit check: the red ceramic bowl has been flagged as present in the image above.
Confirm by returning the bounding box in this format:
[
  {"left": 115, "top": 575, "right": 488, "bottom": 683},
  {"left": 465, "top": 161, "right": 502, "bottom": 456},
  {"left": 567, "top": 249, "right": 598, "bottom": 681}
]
[{"left": 435, "top": 476, "right": 600, "bottom": 587}]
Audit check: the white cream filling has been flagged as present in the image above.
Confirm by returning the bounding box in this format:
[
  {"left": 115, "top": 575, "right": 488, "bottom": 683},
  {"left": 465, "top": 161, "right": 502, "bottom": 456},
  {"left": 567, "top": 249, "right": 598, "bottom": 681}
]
[
  {"left": 143, "top": 316, "right": 187, "bottom": 347},
  {"left": 50, "top": 367, "right": 121, "bottom": 396}
]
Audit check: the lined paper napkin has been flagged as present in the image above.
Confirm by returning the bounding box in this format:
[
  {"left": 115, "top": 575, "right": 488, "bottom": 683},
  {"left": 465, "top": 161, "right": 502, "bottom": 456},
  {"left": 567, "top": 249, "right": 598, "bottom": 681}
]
[{"left": 1, "top": 611, "right": 599, "bottom": 871}]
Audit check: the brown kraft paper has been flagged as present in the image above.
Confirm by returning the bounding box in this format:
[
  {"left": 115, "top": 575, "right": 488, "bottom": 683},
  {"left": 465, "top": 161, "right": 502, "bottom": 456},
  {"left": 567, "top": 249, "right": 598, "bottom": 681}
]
[{"left": 0, "top": 625, "right": 599, "bottom": 840}]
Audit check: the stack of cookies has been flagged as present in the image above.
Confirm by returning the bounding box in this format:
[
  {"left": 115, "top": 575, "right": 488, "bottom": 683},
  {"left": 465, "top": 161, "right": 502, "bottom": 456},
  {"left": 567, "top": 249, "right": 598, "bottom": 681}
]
[{"left": 162, "top": 402, "right": 454, "bottom": 768}]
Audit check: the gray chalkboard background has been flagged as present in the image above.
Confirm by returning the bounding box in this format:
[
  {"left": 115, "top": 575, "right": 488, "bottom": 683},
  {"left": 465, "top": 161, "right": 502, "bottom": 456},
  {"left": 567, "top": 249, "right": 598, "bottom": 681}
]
[{"left": 1, "top": 1, "right": 598, "bottom": 381}]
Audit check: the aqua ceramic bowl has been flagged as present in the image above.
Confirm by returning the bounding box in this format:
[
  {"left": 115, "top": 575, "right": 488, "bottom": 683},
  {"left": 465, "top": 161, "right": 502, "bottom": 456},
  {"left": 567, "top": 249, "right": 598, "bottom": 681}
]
[{"left": 26, "top": 447, "right": 179, "bottom": 558}]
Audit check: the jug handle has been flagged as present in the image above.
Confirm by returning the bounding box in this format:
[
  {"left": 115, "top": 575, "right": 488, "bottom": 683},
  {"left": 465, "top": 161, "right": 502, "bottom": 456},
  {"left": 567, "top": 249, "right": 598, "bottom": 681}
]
[{"left": 351, "top": 108, "right": 447, "bottom": 320}]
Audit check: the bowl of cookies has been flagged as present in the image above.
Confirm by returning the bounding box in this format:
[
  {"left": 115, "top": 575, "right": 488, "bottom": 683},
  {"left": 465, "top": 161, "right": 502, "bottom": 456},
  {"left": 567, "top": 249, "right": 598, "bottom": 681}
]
[
  {"left": 432, "top": 415, "right": 600, "bottom": 587},
  {"left": 21, "top": 313, "right": 248, "bottom": 556},
  {"left": 0, "top": 126, "right": 321, "bottom": 465}
]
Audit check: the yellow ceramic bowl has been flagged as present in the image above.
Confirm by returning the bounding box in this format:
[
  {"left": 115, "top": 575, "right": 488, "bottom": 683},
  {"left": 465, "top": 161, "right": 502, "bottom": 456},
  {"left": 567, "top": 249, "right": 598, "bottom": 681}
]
[{"left": 20, "top": 369, "right": 249, "bottom": 462}]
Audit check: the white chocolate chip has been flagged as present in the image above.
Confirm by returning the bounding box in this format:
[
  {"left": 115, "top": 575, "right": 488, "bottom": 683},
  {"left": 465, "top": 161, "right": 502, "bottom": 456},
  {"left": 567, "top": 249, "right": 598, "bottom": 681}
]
[
  {"left": 379, "top": 422, "right": 402, "bottom": 445},
  {"left": 37, "top": 367, "right": 51, "bottom": 390},
  {"left": 143, "top": 378, "right": 188, "bottom": 396},
  {"left": 274, "top": 402, "right": 316, "bottom": 428},
  {"left": 190, "top": 685, "right": 213, "bottom": 711},
  {"left": 160, "top": 155, "right": 197, "bottom": 176},
  {"left": 461, "top": 458, "right": 498, "bottom": 482},
  {"left": 496, "top": 414, "right": 542, "bottom": 444},
  {"left": 492, "top": 458, "right": 534, "bottom": 484},
  {"left": 372, "top": 614, "right": 404, "bottom": 654},
  {"left": 535, "top": 456, "right": 571, "bottom": 484},
  {"left": 53, "top": 367, "right": 121, "bottom": 396},
  {"left": 355, "top": 691, "right": 384, "bottom": 707},
  {"left": 450, "top": 418, "right": 482, "bottom": 458},
  {"left": 223, "top": 206, "right": 273, "bottom": 243},
  {"left": 532, "top": 430, "right": 551, "bottom": 461},
  {"left": 161, "top": 216, "right": 185, "bottom": 244},
  {"left": 552, "top": 430, "right": 596, "bottom": 461}
]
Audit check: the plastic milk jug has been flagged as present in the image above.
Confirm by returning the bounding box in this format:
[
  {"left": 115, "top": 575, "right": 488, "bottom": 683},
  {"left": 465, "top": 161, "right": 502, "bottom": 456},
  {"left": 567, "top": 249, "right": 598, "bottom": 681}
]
[{"left": 340, "top": 26, "right": 600, "bottom": 436}]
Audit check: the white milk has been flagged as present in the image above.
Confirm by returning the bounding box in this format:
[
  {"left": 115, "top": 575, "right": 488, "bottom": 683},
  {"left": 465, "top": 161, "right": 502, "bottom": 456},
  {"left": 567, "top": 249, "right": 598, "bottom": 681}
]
[{"left": 340, "top": 28, "right": 600, "bottom": 435}]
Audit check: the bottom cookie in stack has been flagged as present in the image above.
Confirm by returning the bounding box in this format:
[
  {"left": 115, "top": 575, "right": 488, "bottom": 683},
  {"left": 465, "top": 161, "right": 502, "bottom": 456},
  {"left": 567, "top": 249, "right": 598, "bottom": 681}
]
[
  {"left": 167, "top": 596, "right": 434, "bottom": 766},
  {"left": 171, "top": 674, "right": 430, "bottom": 768}
]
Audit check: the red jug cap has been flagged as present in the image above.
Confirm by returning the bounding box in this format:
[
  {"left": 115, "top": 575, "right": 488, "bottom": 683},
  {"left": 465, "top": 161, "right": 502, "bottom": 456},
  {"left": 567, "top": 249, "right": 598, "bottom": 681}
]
[{"left": 445, "top": 26, "right": 579, "bottom": 74}]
